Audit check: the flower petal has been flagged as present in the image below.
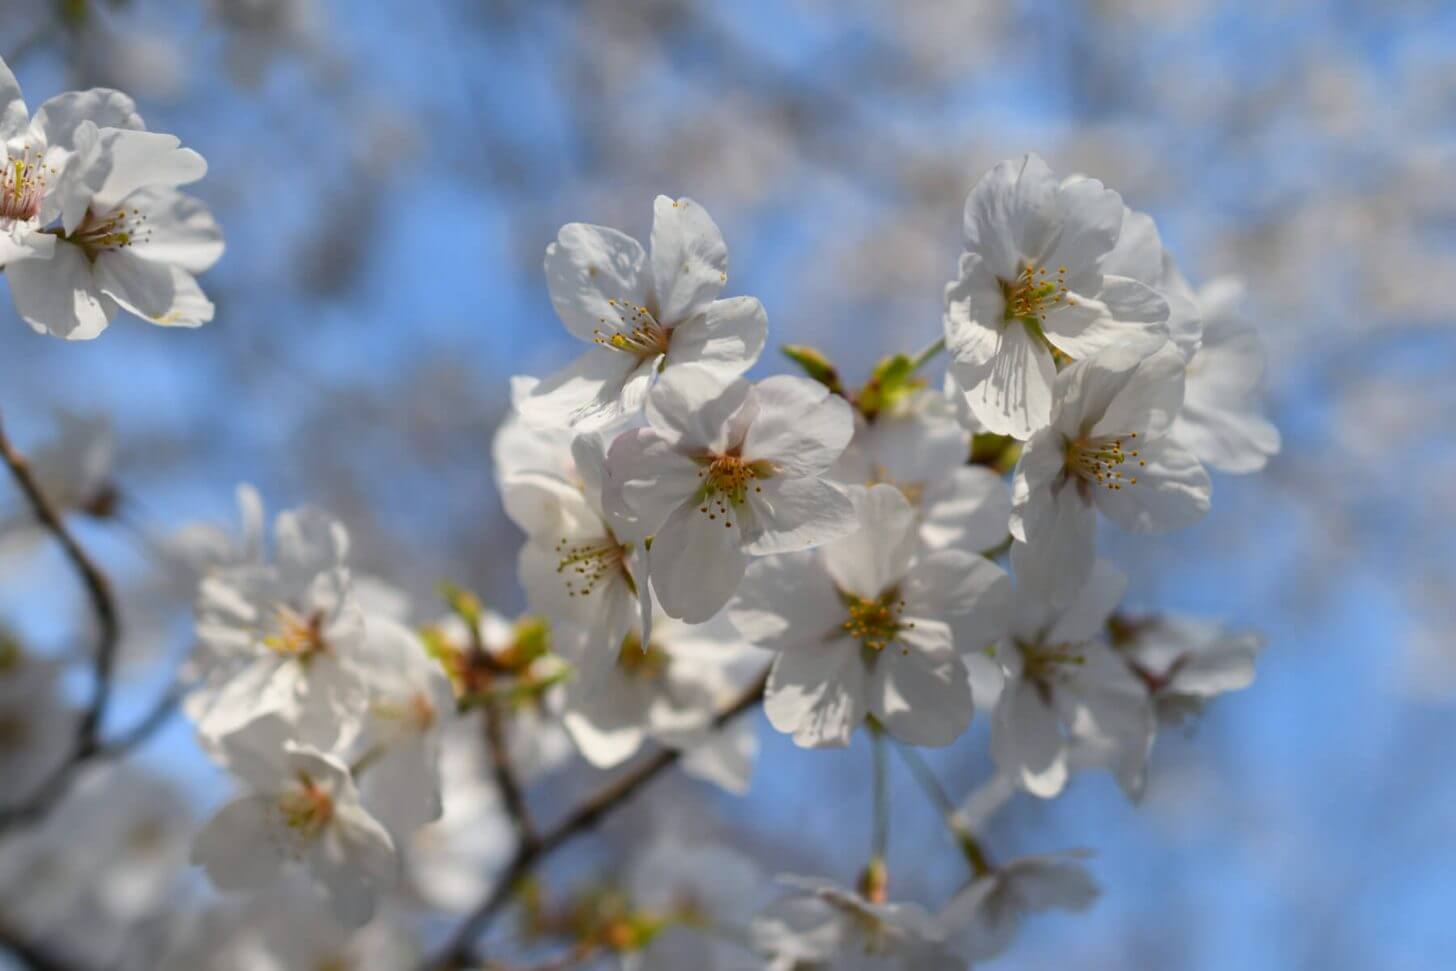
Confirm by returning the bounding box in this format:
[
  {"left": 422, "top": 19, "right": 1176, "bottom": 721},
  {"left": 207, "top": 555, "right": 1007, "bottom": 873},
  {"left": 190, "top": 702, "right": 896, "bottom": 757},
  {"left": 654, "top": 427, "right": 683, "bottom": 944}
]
[
  {"left": 744, "top": 476, "right": 857, "bottom": 557},
  {"left": 666, "top": 295, "right": 765, "bottom": 381},
  {"left": 765, "top": 639, "right": 866, "bottom": 748},
  {"left": 544, "top": 222, "right": 648, "bottom": 343},
  {"left": 648, "top": 498, "right": 749, "bottom": 623},
  {"left": 741, "top": 375, "right": 854, "bottom": 476},
  {"left": 649, "top": 195, "right": 728, "bottom": 325}
]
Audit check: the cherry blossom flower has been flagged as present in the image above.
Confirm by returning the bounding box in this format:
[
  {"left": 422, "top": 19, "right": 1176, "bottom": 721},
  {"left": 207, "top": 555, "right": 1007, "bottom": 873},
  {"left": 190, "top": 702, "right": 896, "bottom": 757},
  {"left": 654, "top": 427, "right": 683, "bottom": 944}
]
[
  {"left": 1010, "top": 341, "right": 1211, "bottom": 608},
  {"left": 939, "top": 851, "right": 1098, "bottom": 961},
  {"left": 944, "top": 153, "right": 1170, "bottom": 438},
  {"left": 616, "top": 839, "right": 763, "bottom": 971},
  {"left": 1171, "top": 278, "right": 1282, "bottom": 473},
  {"left": 517, "top": 196, "right": 766, "bottom": 430},
  {"left": 729, "top": 484, "right": 1007, "bottom": 748},
  {"left": 986, "top": 561, "right": 1155, "bottom": 800},
  {"left": 608, "top": 364, "right": 858, "bottom": 622},
  {"left": 190, "top": 506, "right": 367, "bottom": 750},
  {"left": 0, "top": 58, "right": 222, "bottom": 339},
  {"left": 1110, "top": 612, "right": 1262, "bottom": 725},
  {"left": 191, "top": 714, "right": 397, "bottom": 928},
  {"left": 752, "top": 874, "right": 962, "bottom": 970}
]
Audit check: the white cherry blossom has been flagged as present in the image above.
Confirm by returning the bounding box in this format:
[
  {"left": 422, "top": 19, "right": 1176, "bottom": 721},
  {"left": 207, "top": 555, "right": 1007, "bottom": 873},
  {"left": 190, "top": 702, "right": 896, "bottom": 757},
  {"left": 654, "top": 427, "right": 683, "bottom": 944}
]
[
  {"left": 729, "top": 484, "right": 1007, "bottom": 748},
  {"left": 609, "top": 364, "right": 858, "bottom": 622},
  {"left": 517, "top": 196, "right": 766, "bottom": 430},
  {"left": 986, "top": 561, "right": 1155, "bottom": 800},
  {"left": 1111, "top": 612, "right": 1262, "bottom": 726},
  {"left": 1010, "top": 341, "right": 1211, "bottom": 608},
  {"left": 191, "top": 714, "right": 397, "bottom": 928},
  {"left": 944, "top": 153, "right": 1170, "bottom": 438},
  {"left": 619, "top": 839, "right": 763, "bottom": 971}
]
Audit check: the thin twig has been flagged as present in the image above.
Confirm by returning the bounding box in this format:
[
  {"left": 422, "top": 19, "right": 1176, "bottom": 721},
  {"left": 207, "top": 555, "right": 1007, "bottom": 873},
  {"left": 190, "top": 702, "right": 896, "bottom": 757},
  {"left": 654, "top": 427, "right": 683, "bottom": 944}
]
[
  {"left": 483, "top": 699, "right": 538, "bottom": 848},
  {"left": 426, "top": 668, "right": 770, "bottom": 971},
  {"left": 0, "top": 412, "right": 123, "bottom": 832}
]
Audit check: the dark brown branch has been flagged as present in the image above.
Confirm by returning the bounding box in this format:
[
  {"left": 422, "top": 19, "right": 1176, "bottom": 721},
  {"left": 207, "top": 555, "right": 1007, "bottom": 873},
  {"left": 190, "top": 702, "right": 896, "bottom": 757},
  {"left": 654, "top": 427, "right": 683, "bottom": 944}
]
[
  {"left": 425, "top": 668, "right": 770, "bottom": 971},
  {"left": 0, "top": 413, "right": 123, "bottom": 833}
]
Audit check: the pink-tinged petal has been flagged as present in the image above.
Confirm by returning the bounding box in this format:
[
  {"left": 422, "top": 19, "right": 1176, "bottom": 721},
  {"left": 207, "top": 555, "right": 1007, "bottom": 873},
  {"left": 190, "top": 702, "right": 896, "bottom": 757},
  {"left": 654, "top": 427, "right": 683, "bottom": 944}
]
[
  {"left": 6, "top": 243, "right": 116, "bottom": 339},
  {"left": 648, "top": 499, "right": 748, "bottom": 623},
  {"left": 666, "top": 295, "right": 765, "bottom": 379},
  {"left": 990, "top": 679, "right": 1068, "bottom": 798},
  {"left": 949, "top": 321, "right": 1057, "bottom": 440},
  {"left": 869, "top": 621, "right": 972, "bottom": 746},
  {"left": 649, "top": 195, "right": 728, "bottom": 325},
  {"left": 819, "top": 484, "right": 916, "bottom": 598},
  {"left": 741, "top": 376, "right": 854, "bottom": 475},
  {"left": 544, "top": 222, "right": 649, "bottom": 343},
  {"left": 1092, "top": 437, "right": 1211, "bottom": 533},
  {"left": 744, "top": 476, "right": 857, "bottom": 557},
  {"left": 765, "top": 638, "right": 866, "bottom": 748},
  {"left": 516, "top": 345, "right": 643, "bottom": 431}
]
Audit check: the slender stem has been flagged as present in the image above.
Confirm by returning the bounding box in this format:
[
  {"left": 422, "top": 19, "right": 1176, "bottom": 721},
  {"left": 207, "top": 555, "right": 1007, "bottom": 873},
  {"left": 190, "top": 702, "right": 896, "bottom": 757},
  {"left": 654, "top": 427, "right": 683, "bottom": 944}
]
[
  {"left": 891, "top": 741, "right": 994, "bottom": 877},
  {"left": 0, "top": 412, "right": 123, "bottom": 834},
  {"left": 483, "top": 698, "right": 537, "bottom": 848},
  {"left": 425, "top": 668, "right": 770, "bottom": 971},
  {"left": 870, "top": 726, "right": 889, "bottom": 861},
  {"left": 908, "top": 336, "right": 946, "bottom": 374}
]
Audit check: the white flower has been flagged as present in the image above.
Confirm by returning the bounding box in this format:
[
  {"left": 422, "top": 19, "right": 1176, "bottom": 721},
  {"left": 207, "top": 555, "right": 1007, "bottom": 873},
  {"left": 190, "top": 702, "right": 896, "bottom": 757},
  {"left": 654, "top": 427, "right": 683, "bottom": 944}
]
[
  {"left": 166, "top": 483, "right": 267, "bottom": 574},
  {"left": 1096, "top": 199, "right": 1203, "bottom": 356},
  {"left": 944, "top": 153, "right": 1170, "bottom": 439},
  {"left": 352, "top": 615, "right": 454, "bottom": 837},
  {"left": 492, "top": 399, "right": 582, "bottom": 487},
  {"left": 191, "top": 714, "right": 398, "bottom": 928},
  {"left": 1010, "top": 341, "right": 1211, "bottom": 608},
  {"left": 609, "top": 365, "right": 858, "bottom": 622},
  {"left": 1, "top": 58, "right": 222, "bottom": 339},
  {"left": 558, "top": 604, "right": 765, "bottom": 789},
  {"left": 1171, "top": 278, "right": 1281, "bottom": 473},
  {"left": 729, "top": 484, "right": 1007, "bottom": 748},
  {"left": 1111, "top": 613, "right": 1261, "bottom": 725},
  {"left": 190, "top": 506, "right": 367, "bottom": 750},
  {"left": 517, "top": 196, "right": 766, "bottom": 430},
  {"left": 986, "top": 561, "right": 1155, "bottom": 800},
  {"left": 939, "top": 852, "right": 1098, "bottom": 961},
  {"left": 503, "top": 430, "right": 649, "bottom": 658},
  {"left": 619, "top": 839, "right": 763, "bottom": 971},
  {"left": 752, "top": 875, "right": 962, "bottom": 971}
]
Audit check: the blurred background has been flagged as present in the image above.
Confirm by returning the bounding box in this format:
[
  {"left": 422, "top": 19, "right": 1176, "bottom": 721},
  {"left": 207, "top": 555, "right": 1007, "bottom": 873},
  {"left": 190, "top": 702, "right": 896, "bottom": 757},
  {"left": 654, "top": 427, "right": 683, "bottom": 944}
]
[{"left": 1, "top": 0, "right": 1455, "bottom": 968}]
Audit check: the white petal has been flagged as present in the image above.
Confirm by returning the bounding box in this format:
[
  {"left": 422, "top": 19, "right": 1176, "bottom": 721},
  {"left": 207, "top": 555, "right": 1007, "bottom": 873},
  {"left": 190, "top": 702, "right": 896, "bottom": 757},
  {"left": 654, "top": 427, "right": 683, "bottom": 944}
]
[
  {"left": 743, "top": 476, "right": 857, "bottom": 556},
  {"left": 191, "top": 795, "right": 287, "bottom": 891},
  {"left": 665, "top": 295, "right": 765, "bottom": 380},
  {"left": 644, "top": 363, "right": 751, "bottom": 451},
  {"left": 962, "top": 153, "right": 1060, "bottom": 278},
  {"left": 728, "top": 550, "right": 840, "bottom": 653},
  {"left": 990, "top": 679, "right": 1068, "bottom": 798},
  {"left": 5, "top": 243, "right": 115, "bottom": 339},
  {"left": 91, "top": 129, "right": 206, "bottom": 211},
  {"left": 1046, "top": 559, "right": 1127, "bottom": 644},
  {"left": 0, "top": 55, "right": 27, "bottom": 141},
  {"left": 649, "top": 195, "right": 728, "bottom": 325},
  {"left": 920, "top": 465, "right": 1013, "bottom": 553},
  {"left": 1009, "top": 486, "right": 1096, "bottom": 612},
  {"left": 820, "top": 483, "right": 917, "bottom": 598},
  {"left": 869, "top": 622, "right": 972, "bottom": 747},
  {"left": 125, "top": 188, "right": 224, "bottom": 273},
  {"left": 741, "top": 375, "right": 854, "bottom": 475},
  {"left": 31, "top": 89, "right": 142, "bottom": 151},
  {"left": 765, "top": 639, "right": 866, "bottom": 748},
  {"left": 1040, "top": 276, "right": 1168, "bottom": 360},
  {"left": 648, "top": 499, "right": 748, "bottom": 623},
  {"left": 94, "top": 250, "right": 214, "bottom": 326},
  {"left": 949, "top": 321, "right": 1057, "bottom": 440},
  {"left": 610, "top": 428, "right": 704, "bottom": 534},
  {"left": 543, "top": 222, "right": 648, "bottom": 342},
  {"left": 1044, "top": 173, "right": 1124, "bottom": 284},
  {"left": 516, "top": 345, "right": 644, "bottom": 431}
]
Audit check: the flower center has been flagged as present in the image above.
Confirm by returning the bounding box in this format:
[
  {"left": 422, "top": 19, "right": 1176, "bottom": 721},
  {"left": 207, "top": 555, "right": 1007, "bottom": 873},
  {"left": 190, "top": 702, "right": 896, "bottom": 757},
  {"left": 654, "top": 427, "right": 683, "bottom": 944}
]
[
  {"left": 1001, "top": 264, "right": 1074, "bottom": 323},
  {"left": 594, "top": 299, "right": 671, "bottom": 358},
  {"left": 616, "top": 632, "right": 669, "bottom": 679},
  {"left": 1065, "top": 432, "right": 1144, "bottom": 491},
  {"left": 693, "top": 453, "right": 769, "bottom": 527},
  {"left": 0, "top": 152, "right": 46, "bottom": 224},
  {"left": 1015, "top": 638, "right": 1085, "bottom": 684},
  {"left": 555, "top": 538, "right": 627, "bottom": 598},
  {"left": 64, "top": 206, "right": 150, "bottom": 261},
  {"left": 264, "top": 606, "right": 330, "bottom": 660},
  {"left": 841, "top": 590, "right": 910, "bottom": 652},
  {"left": 278, "top": 773, "right": 334, "bottom": 837}
]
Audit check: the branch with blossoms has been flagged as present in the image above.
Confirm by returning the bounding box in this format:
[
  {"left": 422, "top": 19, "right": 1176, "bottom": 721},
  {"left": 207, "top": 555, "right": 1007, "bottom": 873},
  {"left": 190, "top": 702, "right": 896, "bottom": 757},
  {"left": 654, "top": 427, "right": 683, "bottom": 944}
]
[{"left": 0, "top": 43, "right": 1278, "bottom": 971}]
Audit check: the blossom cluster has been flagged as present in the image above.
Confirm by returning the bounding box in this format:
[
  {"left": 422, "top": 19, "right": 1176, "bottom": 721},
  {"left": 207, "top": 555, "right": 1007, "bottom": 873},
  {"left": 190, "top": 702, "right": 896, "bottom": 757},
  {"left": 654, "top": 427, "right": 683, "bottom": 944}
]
[{"left": 0, "top": 47, "right": 1277, "bottom": 969}]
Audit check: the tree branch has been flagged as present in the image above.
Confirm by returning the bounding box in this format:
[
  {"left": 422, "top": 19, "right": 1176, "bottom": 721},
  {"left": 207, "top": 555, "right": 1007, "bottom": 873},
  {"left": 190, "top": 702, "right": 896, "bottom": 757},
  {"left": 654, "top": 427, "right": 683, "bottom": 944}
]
[
  {"left": 0, "top": 412, "right": 123, "bottom": 833},
  {"left": 425, "top": 667, "right": 770, "bottom": 971}
]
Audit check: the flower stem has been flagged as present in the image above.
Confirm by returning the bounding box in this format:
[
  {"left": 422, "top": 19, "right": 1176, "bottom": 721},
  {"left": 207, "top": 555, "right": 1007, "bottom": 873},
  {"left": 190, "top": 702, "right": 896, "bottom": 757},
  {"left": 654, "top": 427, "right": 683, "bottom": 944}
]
[
  {"left": 908, "top": 336, "right": 947, "bottom": 374},
  {"left": 891, "top": 740, "right": 994, "bottom": 877},
  {"left": 870, "top": 722, "right": 889, "bottom": 862}
]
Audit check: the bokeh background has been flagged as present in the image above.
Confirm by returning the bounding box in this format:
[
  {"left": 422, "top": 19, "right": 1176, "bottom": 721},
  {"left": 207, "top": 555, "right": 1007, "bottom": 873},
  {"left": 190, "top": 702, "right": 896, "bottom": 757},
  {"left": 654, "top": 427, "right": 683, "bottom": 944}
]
[{"left": 2, "top": 1, "right": 1455, "bottom": 968}]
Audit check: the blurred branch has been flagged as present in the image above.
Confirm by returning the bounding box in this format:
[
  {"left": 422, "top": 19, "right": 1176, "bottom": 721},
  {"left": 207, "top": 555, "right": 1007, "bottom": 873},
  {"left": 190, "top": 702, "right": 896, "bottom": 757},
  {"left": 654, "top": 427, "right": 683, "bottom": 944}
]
[
  {"left": 483, "top": 699, "right": 538, "bottom": 848},
  {"left": 425, "top": 667, "right": 771, "bottom": 971},
  {"left": 0, "top": 917, "right": 72, "bottom": 971},
  {"left": 0, "top": 412, "right": 123, "bottom": 834}
]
